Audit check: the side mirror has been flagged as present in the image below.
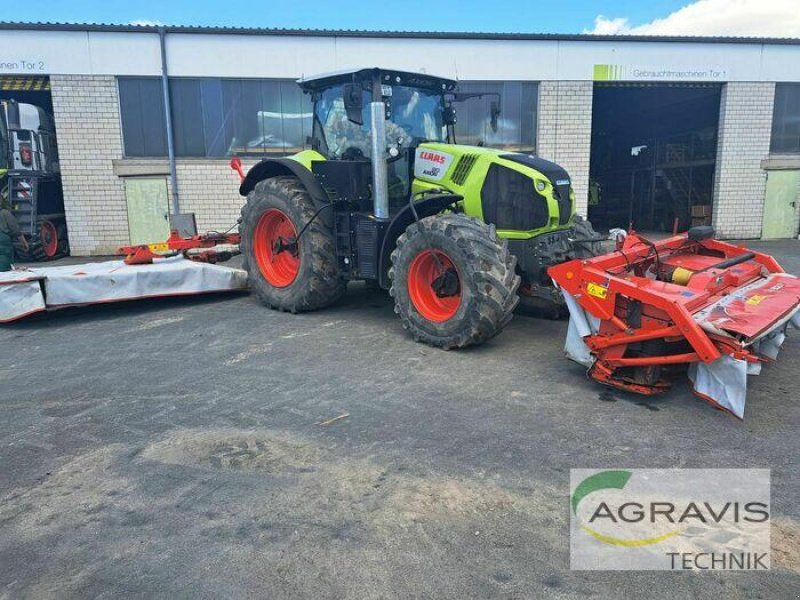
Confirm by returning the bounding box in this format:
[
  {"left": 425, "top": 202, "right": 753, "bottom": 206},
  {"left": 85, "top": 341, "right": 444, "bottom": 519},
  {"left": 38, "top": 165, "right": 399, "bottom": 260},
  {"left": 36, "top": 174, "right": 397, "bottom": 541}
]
[
  {"left": 490, "top": 101, "right": 500, "bottom": 133},
  {"left": 343, "top": 83, "right": 363, "bottom": 126},
  {"left": 6, "top": 101, "right": 21, "bottom": 130},
  {"left": 443, "top": 105, "right": 457, "bottom": 126}
]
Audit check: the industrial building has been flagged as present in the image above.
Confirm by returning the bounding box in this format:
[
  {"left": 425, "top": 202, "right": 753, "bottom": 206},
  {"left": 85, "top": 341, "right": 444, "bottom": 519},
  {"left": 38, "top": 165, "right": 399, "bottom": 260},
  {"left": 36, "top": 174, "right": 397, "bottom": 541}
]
[{"left": 1, "top": 22, "right": 799, "bottom": 255}]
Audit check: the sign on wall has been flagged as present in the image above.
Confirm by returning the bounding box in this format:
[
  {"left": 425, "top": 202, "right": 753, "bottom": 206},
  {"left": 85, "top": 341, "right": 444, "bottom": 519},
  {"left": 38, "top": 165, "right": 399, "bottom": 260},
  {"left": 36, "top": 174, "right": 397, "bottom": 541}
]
[
  {"left": 594, "top": 64, "right": 729, "bottom": 82},
  {"left": 0, "top": 58, "right": 47, "bottom": 73}
]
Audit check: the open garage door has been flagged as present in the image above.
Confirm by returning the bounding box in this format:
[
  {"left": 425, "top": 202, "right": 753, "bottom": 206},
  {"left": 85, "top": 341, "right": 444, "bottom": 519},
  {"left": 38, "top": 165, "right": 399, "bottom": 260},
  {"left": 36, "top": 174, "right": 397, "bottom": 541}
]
[
  {"left": 588, "top": 83, "right": 721, "bottom": 233},
  {"left": 0, "top": 76, "right": 69, "bottom": 259}
]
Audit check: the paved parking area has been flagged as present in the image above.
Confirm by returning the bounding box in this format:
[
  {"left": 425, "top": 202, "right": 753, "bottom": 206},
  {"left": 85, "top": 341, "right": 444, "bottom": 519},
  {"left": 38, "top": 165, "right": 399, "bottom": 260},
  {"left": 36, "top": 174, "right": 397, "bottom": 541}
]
[{"left": 1, "top": 240, "right": 799, "bottom": 598}]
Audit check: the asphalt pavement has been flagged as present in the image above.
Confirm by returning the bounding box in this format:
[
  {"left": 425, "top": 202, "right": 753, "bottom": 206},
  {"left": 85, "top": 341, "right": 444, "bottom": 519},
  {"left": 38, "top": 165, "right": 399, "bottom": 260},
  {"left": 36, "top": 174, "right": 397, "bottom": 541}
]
[{"left": 1, "top": 239, "right": 798, "bottom": 599}]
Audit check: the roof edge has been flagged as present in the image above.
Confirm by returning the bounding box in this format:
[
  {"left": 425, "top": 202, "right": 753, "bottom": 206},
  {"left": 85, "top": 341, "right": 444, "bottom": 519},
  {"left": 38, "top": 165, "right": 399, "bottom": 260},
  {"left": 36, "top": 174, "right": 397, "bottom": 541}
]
[{"left": 1, "top": 21, "right": 799, "bottom": 45}]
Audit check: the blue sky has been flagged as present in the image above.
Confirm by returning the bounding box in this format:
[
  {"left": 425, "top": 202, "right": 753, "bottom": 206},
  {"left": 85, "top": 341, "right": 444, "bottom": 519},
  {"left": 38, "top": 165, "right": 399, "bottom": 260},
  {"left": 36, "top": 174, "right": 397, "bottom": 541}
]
[{"left": 27, "top": 0, "right": 689, "bottom": 33}]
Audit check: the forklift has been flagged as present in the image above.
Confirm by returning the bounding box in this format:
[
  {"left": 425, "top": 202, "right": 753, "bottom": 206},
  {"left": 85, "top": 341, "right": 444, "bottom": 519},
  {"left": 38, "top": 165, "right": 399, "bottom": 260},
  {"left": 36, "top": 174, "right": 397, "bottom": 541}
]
[
  {"left": 0, "top": 99, "right": 68, "bottom": 260},
  {"left": 238, "top": 68, "right": 598, "bottom": 349}
]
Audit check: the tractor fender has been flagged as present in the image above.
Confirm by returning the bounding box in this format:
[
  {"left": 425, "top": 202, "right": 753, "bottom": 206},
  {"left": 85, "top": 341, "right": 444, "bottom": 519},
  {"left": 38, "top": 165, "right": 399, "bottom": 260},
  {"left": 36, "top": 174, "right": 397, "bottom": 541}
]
[
  {"left": 239, "top": 158, "right": 332, "bottom": 227},
  {"left": 377, "top": 193, "right": 462, "bottom": 289}
]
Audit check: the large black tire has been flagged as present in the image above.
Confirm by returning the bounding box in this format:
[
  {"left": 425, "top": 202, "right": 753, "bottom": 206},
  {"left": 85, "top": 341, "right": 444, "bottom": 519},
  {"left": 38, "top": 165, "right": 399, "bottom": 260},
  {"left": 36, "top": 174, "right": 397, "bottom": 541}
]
[
  {"left": 389, "top": 214, "right": 520, "bottom": 349},
  {"left": 570, "top": 214, "right": 605, "bottom": 258},
  {"left": 56, "top": 222, "right": 70, "bottom": 257},
  {"left": 516, "top": 215, "right": 603, "bottom": 319},
  {"left": 240, "top": 176, "right": 345, "bottom": 312}
]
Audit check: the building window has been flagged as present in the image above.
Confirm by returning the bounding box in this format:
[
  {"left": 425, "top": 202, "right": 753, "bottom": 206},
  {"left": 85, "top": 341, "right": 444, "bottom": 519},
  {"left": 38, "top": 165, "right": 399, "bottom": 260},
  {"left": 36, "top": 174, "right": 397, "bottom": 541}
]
[
  {"left": 118, "top": 77, "right": 313, "bottom": 158},
  {"left": 118, "top": 77, "right": 537, "bottom": 158},
  {"left": 118, "top": 78, "right": 168, "bottom": 157},
  {"left": 771, "top": 83, "right": 800, "bottom": 154},
  {"left": 454, "top": 81, "right": 538, "bottom": 153},
  {"left": 168, "top": 78, "right": 313, "bottom": 158}
]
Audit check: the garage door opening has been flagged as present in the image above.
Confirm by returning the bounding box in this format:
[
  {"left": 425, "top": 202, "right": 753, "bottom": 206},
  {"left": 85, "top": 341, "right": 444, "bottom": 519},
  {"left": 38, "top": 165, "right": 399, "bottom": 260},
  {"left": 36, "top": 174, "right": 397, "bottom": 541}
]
[
  {"left": 588, "top": 83, "right": 722, "bottom": 233},
  {"left": 0, "top": 76, "right": 69, "bottom": 260}
]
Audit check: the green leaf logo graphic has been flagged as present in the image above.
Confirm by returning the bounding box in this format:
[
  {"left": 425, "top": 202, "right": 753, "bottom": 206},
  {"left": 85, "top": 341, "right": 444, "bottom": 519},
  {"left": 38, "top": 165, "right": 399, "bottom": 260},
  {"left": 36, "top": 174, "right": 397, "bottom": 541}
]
[
  {"left": 572, "top": 470, "right": 682, "bottom": 547},
  {"left": 572, "top": 470, "right": 632, "bottom": 515}
]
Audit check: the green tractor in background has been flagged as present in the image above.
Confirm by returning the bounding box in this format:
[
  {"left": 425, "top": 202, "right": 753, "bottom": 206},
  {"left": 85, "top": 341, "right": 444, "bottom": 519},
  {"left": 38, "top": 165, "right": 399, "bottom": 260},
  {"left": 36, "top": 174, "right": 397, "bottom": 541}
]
[{"left": 238, "top": 68, "right": 598, "bottom": 349}]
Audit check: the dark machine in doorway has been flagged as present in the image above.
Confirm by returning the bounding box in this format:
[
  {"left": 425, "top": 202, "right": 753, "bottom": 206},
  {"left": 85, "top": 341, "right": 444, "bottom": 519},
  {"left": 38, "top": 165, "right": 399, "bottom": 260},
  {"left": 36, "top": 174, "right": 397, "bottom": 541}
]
[
  {"left": 588, "top": 84, "right": 722, "bottom": 233},
  {"left": 0, "top": 76, "right": 69, "bottom": 260}
]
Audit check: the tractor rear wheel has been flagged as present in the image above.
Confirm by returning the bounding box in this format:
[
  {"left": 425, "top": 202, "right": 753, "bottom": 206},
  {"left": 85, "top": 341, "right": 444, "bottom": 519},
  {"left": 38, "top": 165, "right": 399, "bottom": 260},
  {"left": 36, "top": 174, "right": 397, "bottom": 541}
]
[
  {"left": 240, "top": 176, "right": 345, "bottom": 312},
  {"left": 389, "top": 214, "right": 520, "bottom": 349}
]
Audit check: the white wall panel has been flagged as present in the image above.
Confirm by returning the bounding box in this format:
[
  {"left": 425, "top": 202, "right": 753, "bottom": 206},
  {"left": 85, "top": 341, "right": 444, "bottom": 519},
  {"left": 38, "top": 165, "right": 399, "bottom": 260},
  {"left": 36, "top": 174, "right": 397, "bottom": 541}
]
[
  {"left": 1, "top": 27, "right": 799, "bottom": 82},
  {"left": 328, "top": 38, "right": 560, "bottom": 81},
  {"left": 165, "top": 34, "right": 338, "bottom": 78},
  {"left": 0, "top": 30, "right": 160, "bottom": 76}
]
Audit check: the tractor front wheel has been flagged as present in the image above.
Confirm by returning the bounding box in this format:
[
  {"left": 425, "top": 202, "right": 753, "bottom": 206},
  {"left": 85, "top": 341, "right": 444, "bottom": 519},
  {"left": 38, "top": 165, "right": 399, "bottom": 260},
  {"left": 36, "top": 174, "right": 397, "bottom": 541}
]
[
  {"left": 390, "top": 214, "right": 520, "bottom": 349},
  {"left": 240, "top": 176, "right": 345, "bottom": 312}
]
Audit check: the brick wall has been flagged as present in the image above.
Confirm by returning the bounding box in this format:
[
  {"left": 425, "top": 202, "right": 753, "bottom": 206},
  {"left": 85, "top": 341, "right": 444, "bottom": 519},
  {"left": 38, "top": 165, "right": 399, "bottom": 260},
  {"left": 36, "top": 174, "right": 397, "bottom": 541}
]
[
  {"left": 50, "top": 75, "right": 129, "bottom": 255},
  {"left": 50, "top": 75, "right": 253, "bottom": 254},
  {"left": 537, "top": 81, "right": 594, "bottom": 217},
  {"left": 173, "top": 159, "right": 259, "bottom": 234},
  {"left": 712, "top": 82, "right": 776, "bottom": 239}
]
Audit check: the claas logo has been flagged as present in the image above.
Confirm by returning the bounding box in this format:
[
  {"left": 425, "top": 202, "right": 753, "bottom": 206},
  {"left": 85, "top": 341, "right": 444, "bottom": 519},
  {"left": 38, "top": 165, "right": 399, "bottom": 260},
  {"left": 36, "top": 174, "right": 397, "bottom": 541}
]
[{"left": 419, "top": 151, "right": 446, "bottom": 165}]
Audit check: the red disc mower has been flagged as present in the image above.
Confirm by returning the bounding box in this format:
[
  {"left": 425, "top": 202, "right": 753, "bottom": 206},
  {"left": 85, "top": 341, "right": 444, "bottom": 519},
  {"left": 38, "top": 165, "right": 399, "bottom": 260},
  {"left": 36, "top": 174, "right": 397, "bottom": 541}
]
[{"left": 548, "top": 227, "right": 800, "bottom": 419}]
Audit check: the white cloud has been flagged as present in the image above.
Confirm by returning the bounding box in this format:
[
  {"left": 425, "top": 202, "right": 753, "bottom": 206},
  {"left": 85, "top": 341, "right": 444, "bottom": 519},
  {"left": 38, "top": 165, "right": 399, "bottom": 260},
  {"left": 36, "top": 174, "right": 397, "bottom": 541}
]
[
  {"left": 129, "top": 20, "right": 164, "bottom": 27},
  {"left": 585, "top": 0, "right": 800, "bottom": 37},
  {"left": 589, "top": 16, "right": 633, "bottom": 35}
]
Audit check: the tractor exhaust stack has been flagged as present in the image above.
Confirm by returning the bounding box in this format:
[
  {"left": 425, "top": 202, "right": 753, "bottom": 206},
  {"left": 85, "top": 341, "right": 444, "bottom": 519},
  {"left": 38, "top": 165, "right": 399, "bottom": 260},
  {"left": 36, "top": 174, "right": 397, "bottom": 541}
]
[{"left": 370, "top": 73, "right": 389, "bottom": 220}]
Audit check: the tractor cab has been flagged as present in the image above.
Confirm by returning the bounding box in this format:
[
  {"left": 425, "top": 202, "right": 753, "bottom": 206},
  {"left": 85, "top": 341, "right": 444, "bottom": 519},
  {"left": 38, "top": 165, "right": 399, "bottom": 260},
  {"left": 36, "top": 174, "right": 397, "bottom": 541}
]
[
  {"left": 300, "top": 68, "right": 455, "bottom": 159},
  {"left": 0, "top": 100, "right": 59, "bottom": 175},
  {"left": 299, "top": 68, "right": 459, "bottom": 212}
]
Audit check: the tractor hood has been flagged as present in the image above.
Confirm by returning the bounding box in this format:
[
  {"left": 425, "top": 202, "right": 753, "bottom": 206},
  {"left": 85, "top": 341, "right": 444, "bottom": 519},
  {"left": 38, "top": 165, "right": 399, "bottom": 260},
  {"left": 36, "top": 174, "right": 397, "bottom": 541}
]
[
  {"left": 412, "top": 143, "right": 576, "bottom": 233},
  {"left": 499, "top": 153, "right": 573, "bottom": 226},
  {"left": 499, "top": 153, "right": 570, "bottom": 189}
]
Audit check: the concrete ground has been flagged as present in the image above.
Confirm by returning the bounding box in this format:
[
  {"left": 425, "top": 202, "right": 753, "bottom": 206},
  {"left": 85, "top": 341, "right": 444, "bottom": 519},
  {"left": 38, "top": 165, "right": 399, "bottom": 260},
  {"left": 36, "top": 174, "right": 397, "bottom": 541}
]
[{"left": 1, "top": 240, "right": 799, "bottom": 599}]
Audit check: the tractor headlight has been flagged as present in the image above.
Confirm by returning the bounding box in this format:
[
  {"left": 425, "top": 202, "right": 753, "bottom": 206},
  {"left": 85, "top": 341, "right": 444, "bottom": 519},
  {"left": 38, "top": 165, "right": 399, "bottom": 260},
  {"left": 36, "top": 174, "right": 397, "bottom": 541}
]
[{"left": 535, "top": 180, "right": 547, "bottom": 192}]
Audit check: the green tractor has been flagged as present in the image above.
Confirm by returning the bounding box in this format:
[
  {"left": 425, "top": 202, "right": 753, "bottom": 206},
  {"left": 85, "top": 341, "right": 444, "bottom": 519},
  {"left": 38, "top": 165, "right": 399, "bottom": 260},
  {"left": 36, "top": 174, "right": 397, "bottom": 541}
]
[{"left": 238, "top": 68, "right": 597, "bottom": 349}]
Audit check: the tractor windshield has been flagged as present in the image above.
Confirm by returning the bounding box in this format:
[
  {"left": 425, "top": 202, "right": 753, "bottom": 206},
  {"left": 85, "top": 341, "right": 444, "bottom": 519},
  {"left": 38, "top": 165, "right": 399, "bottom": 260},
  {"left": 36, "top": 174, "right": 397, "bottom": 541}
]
[
  {"left": 387, "top": 86, "right": 446, "bottom": 144},
  {"left": 313, "top": 85, "right": 372, "bottom": 159},
  {"left": 312, "top": 84, "right": 446, "bottom": 159}
]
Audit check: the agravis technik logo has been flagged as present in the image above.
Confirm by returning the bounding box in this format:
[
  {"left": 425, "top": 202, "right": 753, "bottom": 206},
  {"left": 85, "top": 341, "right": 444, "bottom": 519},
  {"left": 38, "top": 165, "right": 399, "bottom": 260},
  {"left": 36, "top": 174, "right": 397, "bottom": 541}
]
[{"left": 570, "top": 469, "right": 770, "bottom": 571}]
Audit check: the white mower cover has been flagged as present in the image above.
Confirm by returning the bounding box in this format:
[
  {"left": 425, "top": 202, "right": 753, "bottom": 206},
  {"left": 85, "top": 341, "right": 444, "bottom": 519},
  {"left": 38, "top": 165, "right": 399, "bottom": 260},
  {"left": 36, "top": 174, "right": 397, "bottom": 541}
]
[
  {"left": 0, "top": 256, "right": 248, "bottom": 323},
  {"left": 557, "top": 285, "right": 600, "bottom": 368},
  {"left": 556, "top": 281, "right": 800, "bottom": 420},
  {"left": 0, "top": 271, "right": 46, "bottom": 322},
  {"left": 689, "top": 310, "right": 800, "bottom": 419}
]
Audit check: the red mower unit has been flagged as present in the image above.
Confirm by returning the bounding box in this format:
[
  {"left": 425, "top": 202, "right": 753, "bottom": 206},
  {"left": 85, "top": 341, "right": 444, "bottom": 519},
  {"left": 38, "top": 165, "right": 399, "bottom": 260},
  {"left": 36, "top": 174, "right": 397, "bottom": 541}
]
[
  {"left": 118, "top": 230, "right": 241, "bottom": 265},
  {"left": 548, "top": 227, "right": 800, "bottom": 418}
]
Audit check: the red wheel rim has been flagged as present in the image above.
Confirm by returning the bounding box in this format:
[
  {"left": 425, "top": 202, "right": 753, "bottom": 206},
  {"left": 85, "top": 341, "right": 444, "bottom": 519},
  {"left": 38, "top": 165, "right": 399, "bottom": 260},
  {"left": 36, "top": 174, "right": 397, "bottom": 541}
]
[
  {"left": 253, "top": 209, "right": 300, "bottom": 288},
  {"left": 40, "top": 221, "right": 58, "bottom": 257},
  {"left": 407, "top": 249, "right": 462, "bottom": 323}
]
